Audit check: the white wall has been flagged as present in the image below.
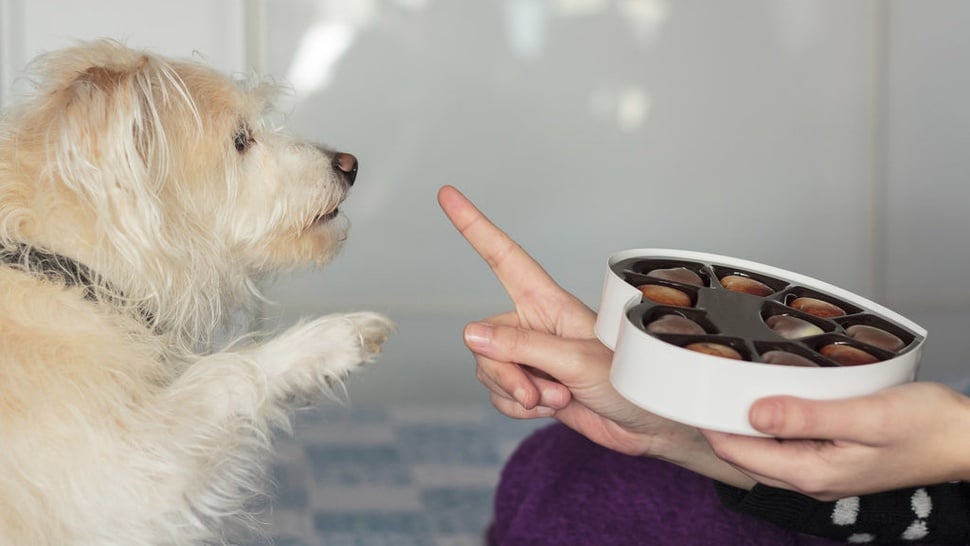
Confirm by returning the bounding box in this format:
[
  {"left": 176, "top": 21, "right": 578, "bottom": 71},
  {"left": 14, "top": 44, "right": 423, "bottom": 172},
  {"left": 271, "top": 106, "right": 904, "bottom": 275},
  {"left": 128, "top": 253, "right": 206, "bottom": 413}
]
[
  {"left": 884, "top": 0, "right": 970, "bottom": 307},
  {"left": 882, "top": 0, "right": 970, "bottom": 388},
  {"left": 260, "top": 0, "right": 883, "bottom": 403},
  {"left": 2, "top": 0, "right": 968, "bottom": 402},
  {"left": 0, "top": 0, "right": 250, "bottom": 104}
]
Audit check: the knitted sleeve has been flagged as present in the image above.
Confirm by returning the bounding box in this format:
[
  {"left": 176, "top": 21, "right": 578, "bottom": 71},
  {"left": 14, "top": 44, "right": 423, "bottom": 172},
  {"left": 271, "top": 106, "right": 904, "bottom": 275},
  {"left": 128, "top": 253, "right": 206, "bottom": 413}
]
[{"left": 714, "top": 481, "right": 970, "bottom": 544}]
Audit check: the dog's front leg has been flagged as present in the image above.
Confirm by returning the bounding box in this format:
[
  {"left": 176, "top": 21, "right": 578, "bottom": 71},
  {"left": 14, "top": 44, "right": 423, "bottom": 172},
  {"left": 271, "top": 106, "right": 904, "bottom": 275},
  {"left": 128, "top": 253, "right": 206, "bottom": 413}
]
[
  {"left": 249, "top": 311, "right": 395, "bottom": 405},
  {"left": 156, "top": 312, "right": 392, "bottom": 530},
  {"left": 167, "top": 311, "right": 393, "bottom": 424}
]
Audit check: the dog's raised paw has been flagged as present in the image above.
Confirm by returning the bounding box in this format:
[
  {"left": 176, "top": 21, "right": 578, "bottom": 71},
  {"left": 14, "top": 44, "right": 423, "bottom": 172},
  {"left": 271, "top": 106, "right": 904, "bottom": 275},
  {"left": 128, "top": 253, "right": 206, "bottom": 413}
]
[
  {"left": 263, "top": 311, "right": 394, "bottom": 383},
  {"left": 344, "top": 311, "right": 395, "bottom": 361}
]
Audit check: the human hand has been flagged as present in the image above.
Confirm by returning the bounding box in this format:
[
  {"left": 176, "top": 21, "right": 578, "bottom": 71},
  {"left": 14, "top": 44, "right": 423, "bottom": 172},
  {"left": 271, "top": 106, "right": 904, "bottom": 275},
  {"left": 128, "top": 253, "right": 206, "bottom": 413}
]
[
  {"left": 437, "top": 185, "right": 753, "bottom": 486},
  {"left": 702, "top": 381, "right": 970, "bottom": 501}
]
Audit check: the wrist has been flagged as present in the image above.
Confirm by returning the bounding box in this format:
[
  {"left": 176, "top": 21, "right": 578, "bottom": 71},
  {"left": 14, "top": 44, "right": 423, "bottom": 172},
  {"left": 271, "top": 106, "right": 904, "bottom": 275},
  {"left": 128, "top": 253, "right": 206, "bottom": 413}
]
[
  {"left": 649, "top": 426, "right": 757, "bottom": 490},
  {"left": 950, "top": 386, "right": 970, "bottom": 482}
]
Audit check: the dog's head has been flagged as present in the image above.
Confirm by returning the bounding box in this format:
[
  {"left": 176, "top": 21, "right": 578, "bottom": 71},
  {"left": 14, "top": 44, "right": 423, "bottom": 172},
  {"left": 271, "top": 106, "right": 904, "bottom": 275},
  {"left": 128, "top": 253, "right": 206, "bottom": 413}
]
[{"left": 0, "top": 40, "right": 358, "bottom": 339}]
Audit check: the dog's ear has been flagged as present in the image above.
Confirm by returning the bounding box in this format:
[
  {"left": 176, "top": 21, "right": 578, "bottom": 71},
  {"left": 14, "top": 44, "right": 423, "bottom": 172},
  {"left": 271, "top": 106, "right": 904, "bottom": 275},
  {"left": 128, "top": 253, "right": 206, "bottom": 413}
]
[
  {"left": 59, "top": 55, "right": 166, "bottom": 173},
  {"left": 73, "top": 64, "right": 128, "bottom": 91},
  {"left": 39, "top": 47, "right": 198, "bottom": 261},
  {"left": 46, "top": 47, "right": 201, "bottom": 200}
]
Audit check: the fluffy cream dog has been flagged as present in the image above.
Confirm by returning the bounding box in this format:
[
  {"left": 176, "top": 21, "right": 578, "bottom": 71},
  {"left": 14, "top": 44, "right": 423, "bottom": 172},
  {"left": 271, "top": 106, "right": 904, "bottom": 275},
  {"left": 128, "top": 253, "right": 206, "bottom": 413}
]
[{"left": 0, "top": 40, "right": 393, "bottom": 545}]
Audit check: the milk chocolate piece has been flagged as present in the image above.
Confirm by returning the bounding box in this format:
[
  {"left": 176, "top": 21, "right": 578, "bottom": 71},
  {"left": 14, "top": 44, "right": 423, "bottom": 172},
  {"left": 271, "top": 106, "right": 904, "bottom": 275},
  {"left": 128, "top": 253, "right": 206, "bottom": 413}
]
[
  {"left": 846, "top": 324, "right": 904, "bottom": 352},
  {"left": 646, "top": 267, "right": 704, "bottom": 287},
  {"left": 765, "top": 315, "right": 824, "bottom": 339},
  {"left": 789, "top": 297, "right": 846, "bottom": 318},
  {"left": 638, "top": 285, "right": 692, "bottom": 307},
  {"left": 720, "top": 275, "right": 773, "bottom": 297},
  {"left": 761, "top": 350, "right": 818, "bottom": 367},
  {"left": 646, "top": 315, "right": 705, "bottom": 335},
  {"left": 820, "top": 344, "right": 879, "bottom": 366},
  {"left": 684, "top": 342, "right": 742, "bottom": 360}
]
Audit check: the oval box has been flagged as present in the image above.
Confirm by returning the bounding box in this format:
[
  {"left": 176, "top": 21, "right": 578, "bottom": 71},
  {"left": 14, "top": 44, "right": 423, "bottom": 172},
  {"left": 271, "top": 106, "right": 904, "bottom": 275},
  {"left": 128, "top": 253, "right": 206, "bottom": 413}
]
[{"left": 594, "top": 249, "right": 927, "bottom": 436}]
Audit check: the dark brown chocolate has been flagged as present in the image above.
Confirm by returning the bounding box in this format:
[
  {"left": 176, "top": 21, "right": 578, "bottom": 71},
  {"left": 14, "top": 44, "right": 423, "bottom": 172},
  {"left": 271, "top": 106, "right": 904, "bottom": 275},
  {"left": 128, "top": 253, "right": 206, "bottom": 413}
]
[
  {"left": 646, "top": 315, "right": 705, "bottom": 335},
  {"left": 761, "top": 350, "right": 818, "bottom": 367},
  {"left": 684, "top": 342, "right": 742, "bottom": 360},
  {"left": 789, "top": 297, "right": 846, "bottom": 318},
  {"left": 820, "top": 344, "right": 879, "bottom": 366},
  {"left": 638, "top": 285, "right": 692, "bottom": 307},
  {"left": 846, "top": 324, "right": 904, "bottom": 352},
  {"left": 647, "top": 267, "right": 704, "bottom": 287},
  {"left": 720, "top": 275, "right": 773, "bottom": 297}
]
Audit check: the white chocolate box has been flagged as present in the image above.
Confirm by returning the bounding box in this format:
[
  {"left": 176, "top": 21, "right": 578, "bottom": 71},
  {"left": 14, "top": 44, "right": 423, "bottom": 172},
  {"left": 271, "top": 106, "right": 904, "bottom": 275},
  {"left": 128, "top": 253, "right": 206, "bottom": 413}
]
[{"left": 594, "top": 249, "right": 927, "bottom": 436}]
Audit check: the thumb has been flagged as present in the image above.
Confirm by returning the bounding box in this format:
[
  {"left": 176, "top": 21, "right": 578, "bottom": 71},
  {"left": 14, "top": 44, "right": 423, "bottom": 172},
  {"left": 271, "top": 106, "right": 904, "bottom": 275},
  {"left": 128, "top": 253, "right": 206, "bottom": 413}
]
[
  {"left": 464, "top": 321, "right": 609, "bottom": 386},
  {"left": 749, "top": 394, "right": 889, "bottom": 444}
]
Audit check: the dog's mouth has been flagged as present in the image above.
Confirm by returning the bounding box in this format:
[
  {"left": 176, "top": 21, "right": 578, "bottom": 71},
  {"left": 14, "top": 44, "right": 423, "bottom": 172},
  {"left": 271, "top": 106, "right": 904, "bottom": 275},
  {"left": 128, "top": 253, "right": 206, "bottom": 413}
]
[{"left": 311, "top": 207, "right": 341, "bottom": 224}]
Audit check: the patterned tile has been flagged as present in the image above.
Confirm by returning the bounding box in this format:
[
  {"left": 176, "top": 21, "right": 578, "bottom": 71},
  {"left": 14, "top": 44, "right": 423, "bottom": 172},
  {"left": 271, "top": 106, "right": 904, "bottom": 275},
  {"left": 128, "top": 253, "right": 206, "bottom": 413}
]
[{"left": 241, "top": 404, "right": 547, "bottom": 546}]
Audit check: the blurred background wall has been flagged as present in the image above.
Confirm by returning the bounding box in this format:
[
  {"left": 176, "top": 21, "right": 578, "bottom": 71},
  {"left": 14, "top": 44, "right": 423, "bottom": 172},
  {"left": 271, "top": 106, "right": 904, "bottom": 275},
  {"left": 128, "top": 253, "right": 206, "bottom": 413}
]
[{"left": 2, "top": 0, "right": 968, "bottom": 405}]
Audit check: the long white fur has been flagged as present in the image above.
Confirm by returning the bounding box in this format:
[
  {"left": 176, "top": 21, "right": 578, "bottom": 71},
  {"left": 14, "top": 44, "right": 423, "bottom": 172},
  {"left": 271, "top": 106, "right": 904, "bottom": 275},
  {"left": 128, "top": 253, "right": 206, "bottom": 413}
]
[{"left": 0, "top": 39, "right": 393, "bottom": 545}]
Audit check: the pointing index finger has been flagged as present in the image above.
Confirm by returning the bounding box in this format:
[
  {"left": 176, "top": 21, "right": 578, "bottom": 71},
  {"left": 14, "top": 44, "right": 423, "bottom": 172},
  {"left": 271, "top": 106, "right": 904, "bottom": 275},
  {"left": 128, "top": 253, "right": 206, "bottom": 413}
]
[{"left": 437, "top": 185, "right": 558, "bottom": 303}]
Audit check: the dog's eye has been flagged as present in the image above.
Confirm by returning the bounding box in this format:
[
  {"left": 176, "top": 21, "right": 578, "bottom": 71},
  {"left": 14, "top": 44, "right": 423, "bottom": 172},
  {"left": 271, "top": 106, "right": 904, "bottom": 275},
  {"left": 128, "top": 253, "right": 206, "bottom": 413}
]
[{"left": 233, "top": 126, "right": 255, "bottom": 153}]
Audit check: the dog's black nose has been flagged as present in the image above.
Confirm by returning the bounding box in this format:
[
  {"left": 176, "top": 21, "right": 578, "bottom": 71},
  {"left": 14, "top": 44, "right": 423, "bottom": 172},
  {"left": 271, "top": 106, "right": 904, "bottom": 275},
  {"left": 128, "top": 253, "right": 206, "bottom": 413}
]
[{"left": 332, "top": 152, "right": 358, "bottom": 186}]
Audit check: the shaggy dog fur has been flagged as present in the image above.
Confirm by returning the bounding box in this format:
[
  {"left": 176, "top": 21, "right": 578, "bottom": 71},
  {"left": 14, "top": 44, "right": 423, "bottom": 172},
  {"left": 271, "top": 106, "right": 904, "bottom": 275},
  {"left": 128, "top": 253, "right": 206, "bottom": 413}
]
[{"left": 0, "top": 40, "right": 393, "bottom": 545}]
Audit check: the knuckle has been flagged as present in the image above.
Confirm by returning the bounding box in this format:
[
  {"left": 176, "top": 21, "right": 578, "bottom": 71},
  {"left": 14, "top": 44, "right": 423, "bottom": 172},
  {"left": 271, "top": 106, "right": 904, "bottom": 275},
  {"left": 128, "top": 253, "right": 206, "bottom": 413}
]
[
  {"left": 791, "top": 411, "right": 816, "bottom": 436},
  {"left": 490, "top": 394, "right": 512, "bottom": 414},
  {"left": 504, "top": 327, "right": 527, "bottom": 354},
  {"left": 489, "top": 363, "right": 516, "bottom": 391},
  {"left": 483, "top": 323, "right": 522, "bottom": 358},
  {"left": 778, "top": 400, "right": 821, "bottom": 437},
  {"left": 491, "top": 394, "right": 531, "bottom": 420},
  {"left": 559, "top": 339, "right": 608, "bottom": 377}
]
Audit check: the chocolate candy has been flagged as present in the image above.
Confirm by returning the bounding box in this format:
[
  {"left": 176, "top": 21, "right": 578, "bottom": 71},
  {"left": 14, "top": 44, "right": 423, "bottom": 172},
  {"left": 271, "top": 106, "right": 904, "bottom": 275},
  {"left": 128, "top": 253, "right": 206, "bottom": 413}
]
[
  {"left": 625, "top": 257, "right": 919, "bottom": 373},
  {"left": 846, "top": 324, "right": 904, "bottom": 352},
  {"left": 685, "top": 342, "right": 742, "bottom": 360},
  {"left": 647, "top": 267, "right": 704, "bottom": 287},
  {"left": 720, "top": 275, "right": 773, "bottom": 297},
  {"left": 789, "top": 297, "right": 846, "bottom": 318},
  {"left": 820, "top": 344, "right": 879, "bottom": 366},
  {"left": 761, "top": 350, "right": 818, "bottom": 367},
  {"left": 765, "top": 315, "right": 824, "bottom": 339},
  {"left": 638, "top": 284, "right": 692, "bottom": 307},
  {"left": 646, "top": 315, "right": 705, "bottom": 335}
]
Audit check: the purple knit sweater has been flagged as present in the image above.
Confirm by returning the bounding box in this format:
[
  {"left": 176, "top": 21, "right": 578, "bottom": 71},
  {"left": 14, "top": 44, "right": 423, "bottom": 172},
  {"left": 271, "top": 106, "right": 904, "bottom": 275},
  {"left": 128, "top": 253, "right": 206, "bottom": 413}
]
[{"left": 488, "top": 423, "right": 961, "bottom": 545}]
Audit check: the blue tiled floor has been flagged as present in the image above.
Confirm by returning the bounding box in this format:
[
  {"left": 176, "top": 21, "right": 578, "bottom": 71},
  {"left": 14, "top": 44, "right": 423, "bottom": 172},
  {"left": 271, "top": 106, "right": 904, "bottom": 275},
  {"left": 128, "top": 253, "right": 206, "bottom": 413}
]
[{"left": 244, "top": 404, "right": 547, "bottom": 546}]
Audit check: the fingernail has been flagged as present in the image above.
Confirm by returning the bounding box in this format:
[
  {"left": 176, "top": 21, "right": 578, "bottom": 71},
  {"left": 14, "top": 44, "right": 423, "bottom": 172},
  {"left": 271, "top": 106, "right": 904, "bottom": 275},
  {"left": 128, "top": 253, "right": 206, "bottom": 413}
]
[
  {"left": 535, "top": 406, "right": 556, "bottom": 417},
  {"left": 541, "top": 388, "right": 565, "bottom": 409},
  {"left": 464, "top": 322, "right": 493, "bottom": 346},
  {"left": 751, "top": 400, "right": 781, "bottom": 432}
]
